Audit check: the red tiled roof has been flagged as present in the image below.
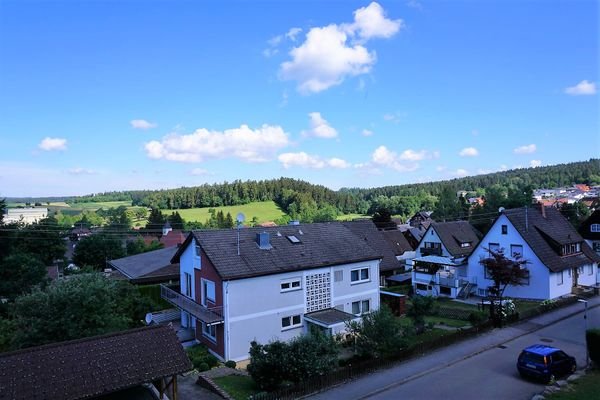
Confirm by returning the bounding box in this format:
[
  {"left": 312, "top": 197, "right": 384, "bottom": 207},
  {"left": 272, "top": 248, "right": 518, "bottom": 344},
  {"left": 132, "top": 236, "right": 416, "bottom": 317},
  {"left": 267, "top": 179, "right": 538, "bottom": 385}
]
[{"left": 159, "top": 230, "right": 186, "bottom": 248}]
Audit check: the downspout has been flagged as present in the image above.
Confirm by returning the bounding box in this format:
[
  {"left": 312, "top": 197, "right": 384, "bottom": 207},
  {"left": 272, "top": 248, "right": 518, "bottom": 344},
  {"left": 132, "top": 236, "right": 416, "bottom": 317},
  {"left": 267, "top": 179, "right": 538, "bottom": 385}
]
[{"left": 224, "top": 281, "right": 230, "bottom": 361}]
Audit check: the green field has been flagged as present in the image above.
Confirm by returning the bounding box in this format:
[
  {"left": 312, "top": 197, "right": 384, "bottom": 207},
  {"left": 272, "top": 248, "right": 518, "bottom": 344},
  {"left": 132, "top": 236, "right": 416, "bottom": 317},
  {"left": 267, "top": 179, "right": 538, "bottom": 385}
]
[
  {"left": 172, "top": 201, "right": 286, "bottom": 224},
  {"left": 336, "top": 213, "right": 369, "bottom": 221}
]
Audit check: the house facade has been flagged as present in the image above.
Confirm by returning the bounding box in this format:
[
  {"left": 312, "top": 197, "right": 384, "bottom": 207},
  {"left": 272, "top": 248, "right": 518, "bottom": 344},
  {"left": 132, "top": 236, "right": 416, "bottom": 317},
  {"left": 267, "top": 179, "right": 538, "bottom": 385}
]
[
  {"left": 467, "top": 206, "right": 599, "bottom": 300},
  {"left": 3, "top": 207, "right": 48, "bottom": 224},
  {"left": 579, "top": 210, "right": 600, "bottom": 256},
  {"left": 162, "top": 223, "right": 381, "bottom": 362},
  {"left": 411, "top": 221, "right": 481, "bottom": 298}
]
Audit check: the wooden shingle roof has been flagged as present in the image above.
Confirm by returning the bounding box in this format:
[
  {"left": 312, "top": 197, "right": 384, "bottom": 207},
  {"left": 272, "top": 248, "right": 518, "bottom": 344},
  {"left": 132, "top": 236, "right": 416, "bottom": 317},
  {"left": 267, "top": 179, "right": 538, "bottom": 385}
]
[{"left": 0, "top": 325, "right": 191, "bottom": 400}]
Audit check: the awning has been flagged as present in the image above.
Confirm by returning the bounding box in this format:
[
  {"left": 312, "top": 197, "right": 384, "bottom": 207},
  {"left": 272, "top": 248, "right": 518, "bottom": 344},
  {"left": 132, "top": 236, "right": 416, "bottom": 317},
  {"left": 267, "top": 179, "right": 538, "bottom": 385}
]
[{"left": 304, "top": 308, "right": 359, "bottom": 328}]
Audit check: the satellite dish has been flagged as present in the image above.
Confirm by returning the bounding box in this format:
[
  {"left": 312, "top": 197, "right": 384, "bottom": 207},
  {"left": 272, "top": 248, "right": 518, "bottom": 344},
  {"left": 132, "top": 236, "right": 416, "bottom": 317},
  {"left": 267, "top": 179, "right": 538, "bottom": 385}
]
[
  {"left": 498, "top": 207, "right": 505, "bottom": 213},
  {"left": 236, "top": 213, "right": 246, "bottom": 223}
]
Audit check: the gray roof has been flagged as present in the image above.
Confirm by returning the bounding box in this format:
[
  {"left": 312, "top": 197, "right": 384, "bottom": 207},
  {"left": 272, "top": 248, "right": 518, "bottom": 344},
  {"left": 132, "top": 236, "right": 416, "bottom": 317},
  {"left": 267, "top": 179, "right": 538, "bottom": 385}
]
[
  {"left": 579, "top": 210, "right": 600, "bottom": 241},
  {"left": 109, "top": 246, "right": 179, "bottom": 282},
  {"left": 342, "top": 220, "right": 404, "bottom": 272},
  {"left": 304, "top": 308, "right": 358, "bottom": 327},
  {"left": 381, "top": 229, "right": 415, "bottom": 254},
  {"left": 430, "top": 221, "right": 482, "bottom": 257},
  {"left": 503, "top": 206, "right": 600, "bottom": 273},
  {"left": 177, "top": 223, "right": 382, "bottom": 281},
  {"left": 0, "top": 325, "right": 191, "bottom": 400}
]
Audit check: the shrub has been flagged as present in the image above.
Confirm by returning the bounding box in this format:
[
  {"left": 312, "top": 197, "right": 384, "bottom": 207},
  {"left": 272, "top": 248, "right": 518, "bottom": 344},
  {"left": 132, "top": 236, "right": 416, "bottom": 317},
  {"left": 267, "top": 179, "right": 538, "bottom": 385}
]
[
  {"left": 197, "top": 362, "right": 210, "bottom": 372},
  {"left": 468, "top": 311, "right": 488, "bottom": 326},
  {"left": 346, "top": 305, "right": 406, "bottom": 358},
  {"left": 206, "top": 353, "right": 219, "bottom": 368},
  {"left": 225, "top": 360, "right": 237, "bottom": 369},
  {"left": 586, "top": 329, "right": 600, "bottom": 365}
]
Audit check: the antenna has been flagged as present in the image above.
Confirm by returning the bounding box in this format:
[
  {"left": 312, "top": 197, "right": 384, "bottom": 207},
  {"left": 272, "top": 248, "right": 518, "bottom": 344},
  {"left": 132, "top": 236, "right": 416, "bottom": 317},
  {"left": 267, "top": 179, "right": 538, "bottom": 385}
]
[{"left": 236, "top": 213, "right": 245, "bottom": 256}]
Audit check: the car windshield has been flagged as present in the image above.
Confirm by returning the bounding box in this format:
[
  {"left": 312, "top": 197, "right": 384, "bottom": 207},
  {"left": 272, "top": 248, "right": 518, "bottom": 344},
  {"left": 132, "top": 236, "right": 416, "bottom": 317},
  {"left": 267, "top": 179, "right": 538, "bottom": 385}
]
[{"left": 520, "top": 352, "right": 545, "bottom": 364}]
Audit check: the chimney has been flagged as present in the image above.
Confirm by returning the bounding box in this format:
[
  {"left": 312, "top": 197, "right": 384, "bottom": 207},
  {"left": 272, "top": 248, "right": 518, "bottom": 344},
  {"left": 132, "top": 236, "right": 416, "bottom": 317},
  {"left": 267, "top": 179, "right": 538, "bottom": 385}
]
[
  {"left": 540, "top": 204, "right": 546, "bottom": 219},
  {"left": 256, "top": 232, "right": 272, "bottom": 250}
]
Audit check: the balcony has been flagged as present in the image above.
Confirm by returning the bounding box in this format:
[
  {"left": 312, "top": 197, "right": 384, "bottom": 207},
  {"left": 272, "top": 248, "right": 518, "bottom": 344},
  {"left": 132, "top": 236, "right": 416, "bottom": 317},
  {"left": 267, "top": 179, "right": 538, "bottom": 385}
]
[
  {"left": 160, "top": 284, "right": 223, "bottom": 325},
  {"left": 420, "top": 247, "right": 442, "bottom": 257}
]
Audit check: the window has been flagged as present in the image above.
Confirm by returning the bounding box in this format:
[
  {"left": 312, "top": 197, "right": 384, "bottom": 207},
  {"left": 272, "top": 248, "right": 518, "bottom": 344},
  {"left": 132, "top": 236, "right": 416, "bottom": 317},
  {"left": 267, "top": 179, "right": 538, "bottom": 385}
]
[
  {"left": 488, "top": 243, "right": 500, "bottom": 254},
  {"left": 591, "top": 224, "right": 600, "bottom": 233},
  {"left": 485, "top": 267, "right": 492, "bottom": 280},
  {"left": 424, "top": 242, "right": 441, "bottom": 249},
  {"left": 194, "top": 243, "right": 201, "bottom": 257},
  {"left": 567, "top": 269, "right": 571, "bottom": 277},
  {"left": 589, "top": 265, "right": 594, "bottom": 276},
  {"left": 511, "top": 244, "right": 524, "bottom": 259},
  {"left": 578, "top": 266, "right": 583, "bottom": 275},
  {"left": 184, "top": 272, "right": 192, "bottom": 297},
  {"left": 352, "top": 299, "right": 370, "bottom": 315},
  {"left": 557, "top": 270, "right": 563, "bottom": 285},
  {"left": 280, "top": 278, "right": 301, "bottom": 292},
  {"left": 460, "top": 242, "right": 471, "bottom": 248},
  {"left": 281, "top": 314, "right": 301, "bottom": 330},
  {"left": 561, "top": 242, "right": 581, "bottom": 256},
  {"left": 202, "top": 279, "right": 215, "bottom": 305},
  {"left": 334, "top": 270, "right": 343, "bottom": 282},
  {"left": 202, "top": 322, "right": 216, "bottom": 340},
  {"left": 351, "top": 267, "right": 370, "bottom": 283},
  {"left": 501, "top": 225, "right": 508, "bottom": 235}
]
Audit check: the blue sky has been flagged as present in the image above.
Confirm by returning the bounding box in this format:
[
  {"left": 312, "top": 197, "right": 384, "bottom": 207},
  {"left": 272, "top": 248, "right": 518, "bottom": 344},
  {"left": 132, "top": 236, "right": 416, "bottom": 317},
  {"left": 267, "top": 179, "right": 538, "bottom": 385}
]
[{"left": 0, "top": 0, "right": 598, "bottom": 197}]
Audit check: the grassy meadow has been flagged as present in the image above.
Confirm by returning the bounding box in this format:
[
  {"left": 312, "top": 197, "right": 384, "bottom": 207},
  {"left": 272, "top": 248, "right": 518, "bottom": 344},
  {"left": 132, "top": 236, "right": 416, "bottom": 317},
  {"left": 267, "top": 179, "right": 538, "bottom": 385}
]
[{"left": 171, "top": 201, "right": 286, "bottom": 224}]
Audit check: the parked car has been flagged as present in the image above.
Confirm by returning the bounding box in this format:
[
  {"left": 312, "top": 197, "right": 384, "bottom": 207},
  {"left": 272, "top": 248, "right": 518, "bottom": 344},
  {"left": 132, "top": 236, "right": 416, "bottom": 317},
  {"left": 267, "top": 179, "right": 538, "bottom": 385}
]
[{"left": 517, "top": 344, "right": 576, "bottom": 383}]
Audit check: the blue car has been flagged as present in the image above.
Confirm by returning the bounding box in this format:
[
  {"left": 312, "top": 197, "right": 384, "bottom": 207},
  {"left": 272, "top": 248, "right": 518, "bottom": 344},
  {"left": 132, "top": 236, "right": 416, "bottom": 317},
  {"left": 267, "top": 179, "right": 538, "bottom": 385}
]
[{"left": 517, "top": 344, "right": 576, "bottom": 383}]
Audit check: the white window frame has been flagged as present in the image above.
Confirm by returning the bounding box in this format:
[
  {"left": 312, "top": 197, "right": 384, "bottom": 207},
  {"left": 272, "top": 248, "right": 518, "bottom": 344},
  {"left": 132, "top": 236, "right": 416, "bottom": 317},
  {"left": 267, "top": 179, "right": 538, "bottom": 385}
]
[
  {"left": 280, "top": 278, "right": 302, "bottom": 292},
  {"left": 202, "top": 278, "right": 216, "bottom": 306},
  {"left": 511, "top": 244, "right": 524, "bottom": 259},
  {"left": 281, "top": 314, "right": 302, "bottom": 330},
  {"left": 557, "top": 270, "right": 564, "bottom": 285},
  {"left": 591, "top": 223, "right": 600, "bottom": 233},
  {"left": 194, "top": 242, "right": 201, "bottom": 258},
  {"left": 351, "top": 267, "right": 370, "bottom": 284},
  {"left": 352, "top": 299, "right": 371, "bottom": 315},
  {"left": 202, "top": 322, "right": 217, "bottom": 341},
  {"left": 184, "top": 272, "right": 192, "bottom": 297}
]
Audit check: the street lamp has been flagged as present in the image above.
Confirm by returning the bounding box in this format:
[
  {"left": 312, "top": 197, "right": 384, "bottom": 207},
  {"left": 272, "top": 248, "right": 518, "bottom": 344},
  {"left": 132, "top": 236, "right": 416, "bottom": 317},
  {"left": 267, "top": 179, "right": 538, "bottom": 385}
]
[{"left": 577, "top": 299, "right": 589, "bottom": 367}]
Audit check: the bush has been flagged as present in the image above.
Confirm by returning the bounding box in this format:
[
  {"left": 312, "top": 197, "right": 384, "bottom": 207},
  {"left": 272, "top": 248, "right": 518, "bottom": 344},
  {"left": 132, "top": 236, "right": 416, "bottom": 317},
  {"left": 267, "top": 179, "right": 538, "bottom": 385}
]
[
  {"left": 225, "top": 360, "right": 237, "bottom": 369},
  {"left": 187, "top": 345, "right": 218, "bottom": 371},
  {"left": 586, "top": 329, "right": 600, "bottom": 365},
  {"left": 197, "top": 362, "right": 210, "bottom": 372},
  {"left": 468, "top": 311, "right": 488, "bottom": 326}
]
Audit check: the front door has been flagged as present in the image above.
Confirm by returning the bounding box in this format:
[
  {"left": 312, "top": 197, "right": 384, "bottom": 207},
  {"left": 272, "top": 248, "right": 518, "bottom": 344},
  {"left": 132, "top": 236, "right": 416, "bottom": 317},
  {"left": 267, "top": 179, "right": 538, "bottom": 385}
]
[{"left": 572, "top": 267, "right": 579, "bottom": 288}]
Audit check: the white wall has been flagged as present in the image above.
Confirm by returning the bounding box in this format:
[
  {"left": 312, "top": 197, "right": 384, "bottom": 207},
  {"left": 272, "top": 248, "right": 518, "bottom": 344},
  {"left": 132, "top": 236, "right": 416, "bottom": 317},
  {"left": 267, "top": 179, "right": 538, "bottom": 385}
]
[
  {"left": 179, "top": 237, "right": 201, "bottom": 327},
  {"left": 224, "top": 259, "right": 380, "bottom": 361},
  {"left": 467, "top": 214, "right": 553, "bottom": 300},
  {"left": 415, "top": 226, "right": 452, "bottom": 257}
]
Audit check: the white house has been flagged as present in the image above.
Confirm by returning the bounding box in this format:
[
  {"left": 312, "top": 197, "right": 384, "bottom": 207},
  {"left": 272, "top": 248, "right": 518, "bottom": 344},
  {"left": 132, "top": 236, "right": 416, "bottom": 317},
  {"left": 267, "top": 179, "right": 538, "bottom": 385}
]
[
  {"left": 579, "top": 210, "right": 600, "bottom": 257},
  {"left": 3, "top": 207, "right": 48, "bottom": 224},
  {"left": 411, "top": 221, "right": 481, "bottom": 298},
  {"left": 467, "top": 206, "right": 600, "bottom": 300},
  {"left": 162, "top": 222, "right": 382, "bottom": 362}
]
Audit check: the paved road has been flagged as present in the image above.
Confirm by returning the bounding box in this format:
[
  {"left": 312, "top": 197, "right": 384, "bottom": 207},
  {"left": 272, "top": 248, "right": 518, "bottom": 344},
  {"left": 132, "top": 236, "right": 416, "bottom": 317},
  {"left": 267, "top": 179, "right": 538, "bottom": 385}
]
[{"left": 311, "top": 298, "right": 600, "bottom": 400}]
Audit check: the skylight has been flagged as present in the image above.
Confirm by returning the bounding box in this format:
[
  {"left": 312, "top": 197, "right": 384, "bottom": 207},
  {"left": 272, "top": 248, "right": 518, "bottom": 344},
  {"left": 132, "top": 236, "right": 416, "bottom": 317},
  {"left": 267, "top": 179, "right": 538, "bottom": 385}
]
[{"left": 287, "top": 235, "right": 301, "bottom": 244}]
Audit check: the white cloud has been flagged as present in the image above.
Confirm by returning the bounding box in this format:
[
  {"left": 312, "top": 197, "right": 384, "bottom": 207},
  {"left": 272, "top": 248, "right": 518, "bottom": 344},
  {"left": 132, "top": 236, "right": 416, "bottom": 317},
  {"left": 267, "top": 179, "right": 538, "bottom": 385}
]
[
  {"left": 406, "top": 0, "right": 423, "bottom": 10},
  {"left": 190, "top": 168, "right": 210, "bottom": 176},
  {"left": 130, "top": 119, "right": 157, "bottom": 130},
  {"left": 351, "top": 2, "right": 404, "bottom": 40},
  {"left": 565, "top": 80, "right": 597, "bottom": 96},
  {"left": 267, "top": 35, "right": 283, "bottom": 47},
  {"left": 279, "top": 2, "right": 402, "bottom": 94},
  {"left": 361, "top": 129, "right": 374, "bottom": 137},
  {"left": 67, "top": 167, "right": 96, "bottom": 175},
  {"left": 285, "top": 27, "right": 302, "bottom": 41},
  {"left": 145, "top": 124, "right": 290, "bottom": 163},
  {"left": 302, "top": 112, "right": 338, "bottom": 138},
  {"left": 513, "top": 144, "right": 537, "bottom": 154},
  {"left": 453, "top": 169, "right": 469, "bottom": 177},
  {"left": 499, "top": 164, "right": 508, "bottom": 171},
  {"left": 278, "top": 152, "right": 350, "bottom": 169},
  {"left": 530, "top": 159, "right": 542, "bottom": 168},
  {"left": 371, "top": 146, "right": 418, "bottom": 172},
  {"left": 459, "top": 147, "right": 479, "bottom": 157},
  {"left": 38, "top": 137, "right": 67, "bottom": 151},
  {"left": 262, "top": 48, "right": 279, "bottom": 58}
]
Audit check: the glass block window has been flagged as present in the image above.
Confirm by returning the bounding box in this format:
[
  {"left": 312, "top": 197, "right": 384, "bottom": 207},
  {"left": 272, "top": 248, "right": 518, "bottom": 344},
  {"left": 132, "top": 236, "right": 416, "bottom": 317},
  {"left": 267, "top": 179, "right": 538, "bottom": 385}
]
[{"left": 305, "top": 272, "right": 331, "bottom": 312}]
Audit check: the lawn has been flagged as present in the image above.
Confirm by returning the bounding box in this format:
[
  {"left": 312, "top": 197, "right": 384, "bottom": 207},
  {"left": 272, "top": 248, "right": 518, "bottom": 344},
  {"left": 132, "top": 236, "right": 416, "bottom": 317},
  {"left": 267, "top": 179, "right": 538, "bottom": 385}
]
[
  {"left": 213, "top": 375, "right": 260, "bottom": 400},
  {"left": 425, "top": 316, "right": 471, "bottom": 328},
  {"left": 545, "top": 369, "right": 600, "bottom": 400},
  {"left": 436, "top": 297, "right": 479, "bottom": 311},
  {"left": 172, "top": 201, "right": 286, "bottom": 224},
  {"left": 70, "top": 201, "right": 133, "bottom": 210},
  {"left": 336, "top": 213, "right": 369, "bottom": 221}
]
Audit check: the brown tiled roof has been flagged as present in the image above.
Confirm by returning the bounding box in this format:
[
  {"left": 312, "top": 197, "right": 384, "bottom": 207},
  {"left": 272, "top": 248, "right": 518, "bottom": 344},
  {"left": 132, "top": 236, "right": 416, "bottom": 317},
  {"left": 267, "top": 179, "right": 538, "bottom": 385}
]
[
  {"left": 0, "top": 325, "right": 192, "bottom": 400},
  {"left": 159, "top": 230, "right": 187, "bottom": 248},
  {"left": 174, "top": 223, "right": 381, "bottom": 280},
  {"left": 430, "top": 221, "right": 482, "bottom": 258},
  {"left": 504, "top": 206, "right": 600, "bottom": 272}
]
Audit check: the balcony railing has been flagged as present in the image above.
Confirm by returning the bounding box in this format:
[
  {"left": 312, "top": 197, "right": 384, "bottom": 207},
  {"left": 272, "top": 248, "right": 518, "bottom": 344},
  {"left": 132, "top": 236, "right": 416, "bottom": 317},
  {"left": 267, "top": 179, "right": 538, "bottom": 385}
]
[
  {"left": 160, "top": 284, "right": 223, "bottom": 325},
  {"left": 420, "top": 247, "right": 442, "bottom": 256}
]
